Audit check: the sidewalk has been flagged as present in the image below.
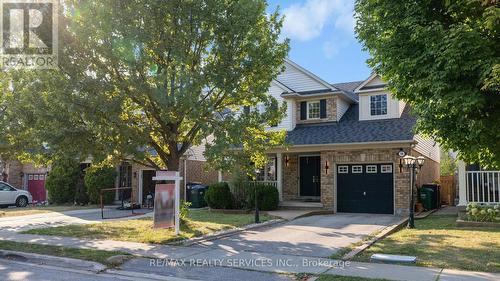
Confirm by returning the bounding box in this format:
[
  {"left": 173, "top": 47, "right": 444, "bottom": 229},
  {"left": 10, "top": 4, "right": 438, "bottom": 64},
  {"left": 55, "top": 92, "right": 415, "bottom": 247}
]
[{"left": 1, "top": 232, "right": 498, "bottom": 281}]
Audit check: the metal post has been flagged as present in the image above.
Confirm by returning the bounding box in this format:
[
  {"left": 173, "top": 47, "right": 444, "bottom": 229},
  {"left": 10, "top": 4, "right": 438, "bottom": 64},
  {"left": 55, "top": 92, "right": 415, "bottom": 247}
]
[
  {"left": 408, "top": 165, "right": 415, "bottom": 228},
  {"left": 255, "top": 183, "right": 260, "bottom": 224},
  {"left": 174, "top": 172, "right": 180, "bottom": 235}
]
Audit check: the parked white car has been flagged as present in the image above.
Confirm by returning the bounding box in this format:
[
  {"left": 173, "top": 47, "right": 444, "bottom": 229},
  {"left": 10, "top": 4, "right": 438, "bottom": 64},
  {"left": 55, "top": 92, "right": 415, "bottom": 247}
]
[{"left": 0, "top": 181, "right": 32, "bottom": 208}]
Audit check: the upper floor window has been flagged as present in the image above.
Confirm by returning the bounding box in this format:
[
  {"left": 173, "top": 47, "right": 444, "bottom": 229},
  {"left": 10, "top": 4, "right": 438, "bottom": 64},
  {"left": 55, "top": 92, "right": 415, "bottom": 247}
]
[
  {"left": 307, "top": 101, "right": 320, "bottom": 119},
  {"left": 370, "top": 94, "right": 387, "bottom": 116}
]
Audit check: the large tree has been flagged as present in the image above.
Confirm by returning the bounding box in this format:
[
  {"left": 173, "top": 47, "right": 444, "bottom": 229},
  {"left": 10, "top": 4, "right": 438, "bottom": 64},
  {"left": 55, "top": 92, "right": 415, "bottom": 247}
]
[
  {"left": 355, "top": 0, "right": 499, "bottom": 167},
  {"left": 1, "top": 0, "right": 289, "bottom": 172}
]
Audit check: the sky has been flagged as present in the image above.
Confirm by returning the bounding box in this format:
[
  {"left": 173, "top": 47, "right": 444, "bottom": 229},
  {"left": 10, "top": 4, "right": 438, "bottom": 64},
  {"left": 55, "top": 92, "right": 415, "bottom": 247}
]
[{"left": 267, "top": 0, "right": 371, "bottom": 83}]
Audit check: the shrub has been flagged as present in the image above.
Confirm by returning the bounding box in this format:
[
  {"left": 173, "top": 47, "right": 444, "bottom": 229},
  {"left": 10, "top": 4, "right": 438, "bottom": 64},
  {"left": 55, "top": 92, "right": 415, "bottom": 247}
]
[
  {"left": 84, "top": 165, "right": 117, "bottom": 204},
  {"left": 204, "top": 182, "right": 233, "bottom": 209},
  {"left": 45, "top": 158, "right": 81, "bottom": 204},
  {"left": 465, "top": 203, "right": 500, "bottom": 222},
  {"left": 180, "top": 200, "right": 191, "bottom": 222},
  {"left": 246, "top": 183, "right": 279, "bottom": 211}
]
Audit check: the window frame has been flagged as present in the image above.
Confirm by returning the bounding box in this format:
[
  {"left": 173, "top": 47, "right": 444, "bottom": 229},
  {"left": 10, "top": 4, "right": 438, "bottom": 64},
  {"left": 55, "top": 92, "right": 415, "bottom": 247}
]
[
  {"left": 307, "top": 100, "right": 321, "bottom": 120},
  {"left": 381, "top": 165, "right": 393, "bottom": 173},
  {"left": 338, "top": 166, "right": 348, "bottom": 174},
  {"left": 366, "top": 165, "right": 377, "bottom": 173},
  {"left": 352, "top": 165, "right": 363, "bottom": 174},
  {"left": 370, "top": 94, "right": 388, "bottom": 116}
]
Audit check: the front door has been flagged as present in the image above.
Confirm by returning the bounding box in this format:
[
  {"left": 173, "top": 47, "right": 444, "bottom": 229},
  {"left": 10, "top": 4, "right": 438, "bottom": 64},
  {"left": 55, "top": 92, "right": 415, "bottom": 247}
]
[{"left": 299, "top": 156, "right": 321, "bottom": 197}]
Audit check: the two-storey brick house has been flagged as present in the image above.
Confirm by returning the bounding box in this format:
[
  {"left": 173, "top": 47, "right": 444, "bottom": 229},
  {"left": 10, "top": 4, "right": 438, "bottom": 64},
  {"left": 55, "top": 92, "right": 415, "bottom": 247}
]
[{"left": 245, "top": 59, "right": 440, "bottom": 215}]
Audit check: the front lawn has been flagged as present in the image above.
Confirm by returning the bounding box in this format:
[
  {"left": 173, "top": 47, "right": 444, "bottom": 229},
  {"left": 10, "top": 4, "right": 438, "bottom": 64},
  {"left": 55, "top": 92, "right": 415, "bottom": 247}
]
[
  {"left": 0, "top": 204, "right": 98, "bottom": 218},
  {"left": 0, "top": 240, "right": 128, "bottom": 265},
  {"left": 354, "top": 215, "right": 500, "bottom": 272},
  {"left": 23, "top": 210, "right": 273, "bottom": 244}
]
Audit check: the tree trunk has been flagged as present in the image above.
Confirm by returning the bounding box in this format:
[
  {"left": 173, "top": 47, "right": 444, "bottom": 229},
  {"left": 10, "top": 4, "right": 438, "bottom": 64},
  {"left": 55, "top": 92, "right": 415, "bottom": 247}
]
[{"left": 165, "top": 156, "right": 180, "bottom": 171}]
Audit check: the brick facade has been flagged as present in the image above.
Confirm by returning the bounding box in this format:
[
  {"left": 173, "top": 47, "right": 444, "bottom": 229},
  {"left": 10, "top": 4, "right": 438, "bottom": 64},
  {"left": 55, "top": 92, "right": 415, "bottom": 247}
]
[
  {"left": 281, "top": 148, "right": 418, "bottom": 215},
  {"left": 282, "top": 154, "right": 298, "bottom": 200},
  {"left": 296, "top": 97, "right": 337, "bottom": 124}
]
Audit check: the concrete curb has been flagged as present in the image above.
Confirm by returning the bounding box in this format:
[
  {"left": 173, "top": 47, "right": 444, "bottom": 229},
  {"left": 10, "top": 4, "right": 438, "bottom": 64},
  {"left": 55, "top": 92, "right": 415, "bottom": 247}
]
[
  {"left": 105, "top": 268, "right": 196, "bottom": 281},
  {"left": 341, "top": 217, "right": 408, "bottom": 260},
  {"left": 172, "top": 219, "right": 285, "bottom": 246},
  {"left": 0, "top": 249, "right": 107, "bottom": 273}
]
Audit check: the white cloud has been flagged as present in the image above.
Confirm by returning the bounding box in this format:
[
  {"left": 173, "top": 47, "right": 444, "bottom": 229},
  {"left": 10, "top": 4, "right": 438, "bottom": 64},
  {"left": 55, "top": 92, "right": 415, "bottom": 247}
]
[{"left": 281, "top": 0, "right": 353, "bottom": 42}]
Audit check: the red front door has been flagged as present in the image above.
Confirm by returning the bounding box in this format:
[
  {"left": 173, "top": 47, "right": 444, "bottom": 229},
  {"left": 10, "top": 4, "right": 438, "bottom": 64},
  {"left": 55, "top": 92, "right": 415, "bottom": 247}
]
[{"left": 28, "top": 174, "right": 47, "bottom": 203}]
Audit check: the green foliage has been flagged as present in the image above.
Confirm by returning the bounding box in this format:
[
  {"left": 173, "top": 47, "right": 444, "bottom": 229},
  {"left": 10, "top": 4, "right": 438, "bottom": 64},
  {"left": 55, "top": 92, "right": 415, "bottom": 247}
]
[
  {"left": 204, "top": 182, "right": 233, "bottom": 209},
  {"left": 45, "top": 158, "right": 81, "bottom": 204},
  {"left": 355, "top": 0, "right": 500, "bottom": 168},
  {"left": 0, "top": 0, "right": 289, "bottom": 172},
  {"left": 246, "top": 183, "right": 279, "bottom": 211},
  {"left": 84, "top": 165, "right": 117, "bottom": 204},
  {"left": 466, "top": 203, "right": 500, "bottom": 222},
  {"left": 180, "top": 200, "right": 191, "bottom": 222},
  {"left": 228, "top": 166, "right": 251, "bottom": 209},
  {"left": 440, "top": 150, "right": 457, "bottom": 176}
]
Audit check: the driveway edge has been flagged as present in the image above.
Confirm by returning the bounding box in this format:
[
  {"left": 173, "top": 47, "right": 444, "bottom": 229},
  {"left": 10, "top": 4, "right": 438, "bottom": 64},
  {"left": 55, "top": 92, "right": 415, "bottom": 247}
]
[{"left": 342, "top": 217, "right": 408, "bottom": 260}]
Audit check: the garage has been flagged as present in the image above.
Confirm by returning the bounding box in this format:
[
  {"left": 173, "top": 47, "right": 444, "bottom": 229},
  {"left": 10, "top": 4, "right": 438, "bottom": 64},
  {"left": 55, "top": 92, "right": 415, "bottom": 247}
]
[{"left": 336, "top": 163, "right": 394, "bottom": 214}]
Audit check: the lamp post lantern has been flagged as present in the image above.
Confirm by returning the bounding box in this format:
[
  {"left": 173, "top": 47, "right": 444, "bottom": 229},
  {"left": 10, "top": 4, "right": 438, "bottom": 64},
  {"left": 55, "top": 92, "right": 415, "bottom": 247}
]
[{"left": 400, "top": 154, "right": 425, "bottom": 228}]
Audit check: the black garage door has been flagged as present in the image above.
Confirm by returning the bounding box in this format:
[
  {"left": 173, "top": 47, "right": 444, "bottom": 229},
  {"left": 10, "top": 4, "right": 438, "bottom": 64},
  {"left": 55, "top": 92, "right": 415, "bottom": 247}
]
[{"left": 337, "top": 163, "right": 394, "bottom": 214}]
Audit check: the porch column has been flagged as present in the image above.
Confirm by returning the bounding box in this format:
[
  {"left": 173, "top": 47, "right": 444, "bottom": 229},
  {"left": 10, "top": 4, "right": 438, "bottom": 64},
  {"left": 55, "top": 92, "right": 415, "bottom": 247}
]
[
  {"left": 277, "top": 153, "right": 283, "bottom": 201},
  {"left": 458, "top": 160, "right": 467, "bottom": 206},
  {"left": 218, "top": 171, "right": 223, "bottom": 182}
]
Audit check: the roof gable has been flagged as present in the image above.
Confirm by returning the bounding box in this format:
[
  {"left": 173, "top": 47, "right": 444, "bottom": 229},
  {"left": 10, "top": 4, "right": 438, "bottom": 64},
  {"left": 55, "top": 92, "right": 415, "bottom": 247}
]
[{"left": 355, "top": 73, "right": 387, "bottom": 92}]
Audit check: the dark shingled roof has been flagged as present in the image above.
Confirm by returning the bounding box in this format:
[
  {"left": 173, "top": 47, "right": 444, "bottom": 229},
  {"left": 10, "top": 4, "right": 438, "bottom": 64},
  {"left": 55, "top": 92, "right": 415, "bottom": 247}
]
[
  {"left": 285, "top": 105, "right": 416, "bottom": 146},
  {"left": 331, "top": 81, "right": 364, "bottom": 102}
]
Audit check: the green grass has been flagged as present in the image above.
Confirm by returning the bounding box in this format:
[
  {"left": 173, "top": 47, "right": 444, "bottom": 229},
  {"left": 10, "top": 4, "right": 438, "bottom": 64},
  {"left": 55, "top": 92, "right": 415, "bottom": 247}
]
[
  {"left": 354, "top": 215, "right": 500, "bottom": 272},
  {"left": 316, "top": 275, "right": 391, "bottom": 281},
  {"left": 23, "top": 209, "right": 273, "bottom": 244},
  {"left": 0, "top": 240, "right": 128, "bottom": 265},
  {"left": 0, "top": 204, "right": 98, "bottom": 218}
]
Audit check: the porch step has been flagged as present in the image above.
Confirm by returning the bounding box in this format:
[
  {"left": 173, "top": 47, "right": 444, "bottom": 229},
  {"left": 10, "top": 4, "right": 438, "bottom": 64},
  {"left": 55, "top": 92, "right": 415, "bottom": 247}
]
[{"left": 278, "top": 200, "right": 324, "bottom": 210}]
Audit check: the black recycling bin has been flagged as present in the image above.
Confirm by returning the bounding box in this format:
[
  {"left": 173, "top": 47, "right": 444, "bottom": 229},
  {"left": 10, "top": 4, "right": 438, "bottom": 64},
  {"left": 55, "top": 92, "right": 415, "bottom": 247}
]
[
  {"left": 422, "top": 183, "right": 441, "bottom": 209},
  {"left": 186, "top": 183, "right": 208, "bottom": 208}
]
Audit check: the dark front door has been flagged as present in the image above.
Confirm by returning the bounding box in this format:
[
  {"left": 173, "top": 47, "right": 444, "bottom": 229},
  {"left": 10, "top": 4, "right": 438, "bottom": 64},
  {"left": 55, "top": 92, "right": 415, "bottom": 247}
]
[
  {"left": 299, "top": 156, "right": 321, "bottom": 197},
  {"left": 337, "top": 163, "right": 394, "bottom": 214}
]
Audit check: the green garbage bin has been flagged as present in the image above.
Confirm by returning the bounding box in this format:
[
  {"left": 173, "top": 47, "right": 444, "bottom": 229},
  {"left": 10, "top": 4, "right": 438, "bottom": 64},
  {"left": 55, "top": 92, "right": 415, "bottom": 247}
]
[
  {"left": 419, "top": 187, "right": 435, "bottom": 210},
  {"left": 186, "top": 184, "right": 208, "bottom": 208}
]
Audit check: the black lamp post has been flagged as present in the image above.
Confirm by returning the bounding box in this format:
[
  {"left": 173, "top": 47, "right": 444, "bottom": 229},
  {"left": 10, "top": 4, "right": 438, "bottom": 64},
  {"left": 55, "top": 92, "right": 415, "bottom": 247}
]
[
  {"left": 254, "top": 168, "right": 260, "bottom": 224},
  {"left": 400, "top": 154, "right": 425, "bottom": 228}
]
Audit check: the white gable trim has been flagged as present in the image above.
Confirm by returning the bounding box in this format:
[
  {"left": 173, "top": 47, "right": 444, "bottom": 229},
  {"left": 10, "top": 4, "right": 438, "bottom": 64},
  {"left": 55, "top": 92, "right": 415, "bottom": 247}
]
[{"left": 355, "top": 73, "right": 387, "bottom": 93}]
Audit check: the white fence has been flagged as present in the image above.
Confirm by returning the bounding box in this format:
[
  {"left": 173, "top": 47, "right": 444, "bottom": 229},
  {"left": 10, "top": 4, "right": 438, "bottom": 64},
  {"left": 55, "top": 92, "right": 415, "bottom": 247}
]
[{"left": 466, "top": 171, "right": 500, "bottom": 204}]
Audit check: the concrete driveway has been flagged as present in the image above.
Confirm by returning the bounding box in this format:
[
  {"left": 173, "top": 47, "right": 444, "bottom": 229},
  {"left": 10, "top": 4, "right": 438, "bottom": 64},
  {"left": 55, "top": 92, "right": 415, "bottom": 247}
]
[{"left": 198, "top": 213, "right": 401, "bottom": 258}]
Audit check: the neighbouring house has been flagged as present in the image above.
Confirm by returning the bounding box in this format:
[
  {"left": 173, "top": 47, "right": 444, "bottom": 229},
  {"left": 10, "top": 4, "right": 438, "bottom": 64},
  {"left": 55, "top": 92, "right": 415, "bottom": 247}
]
[
  {"left": 1, "top": 139, "right": 218, "bottom": 205},
  {"left": 113, "top": 140, "right": 219, "bottom": 206},
  {"left": 226, "top": 59, "right": 441, "bottom": 215},
  {"left": 457, "top": 161, "right": 500, "bottom": 206},
  {"left": 0, "top": 159, "right": 50, "bottom": 203}
]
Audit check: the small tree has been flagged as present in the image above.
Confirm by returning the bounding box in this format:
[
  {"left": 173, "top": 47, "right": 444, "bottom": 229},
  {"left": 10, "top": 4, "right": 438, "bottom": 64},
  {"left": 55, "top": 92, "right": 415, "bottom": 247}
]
[
  {"left": 441, "top": 150, "right": 457, "bottom": 176},
  {"left": 45, "top": 157, "right": 81, "bottom": 204}
]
